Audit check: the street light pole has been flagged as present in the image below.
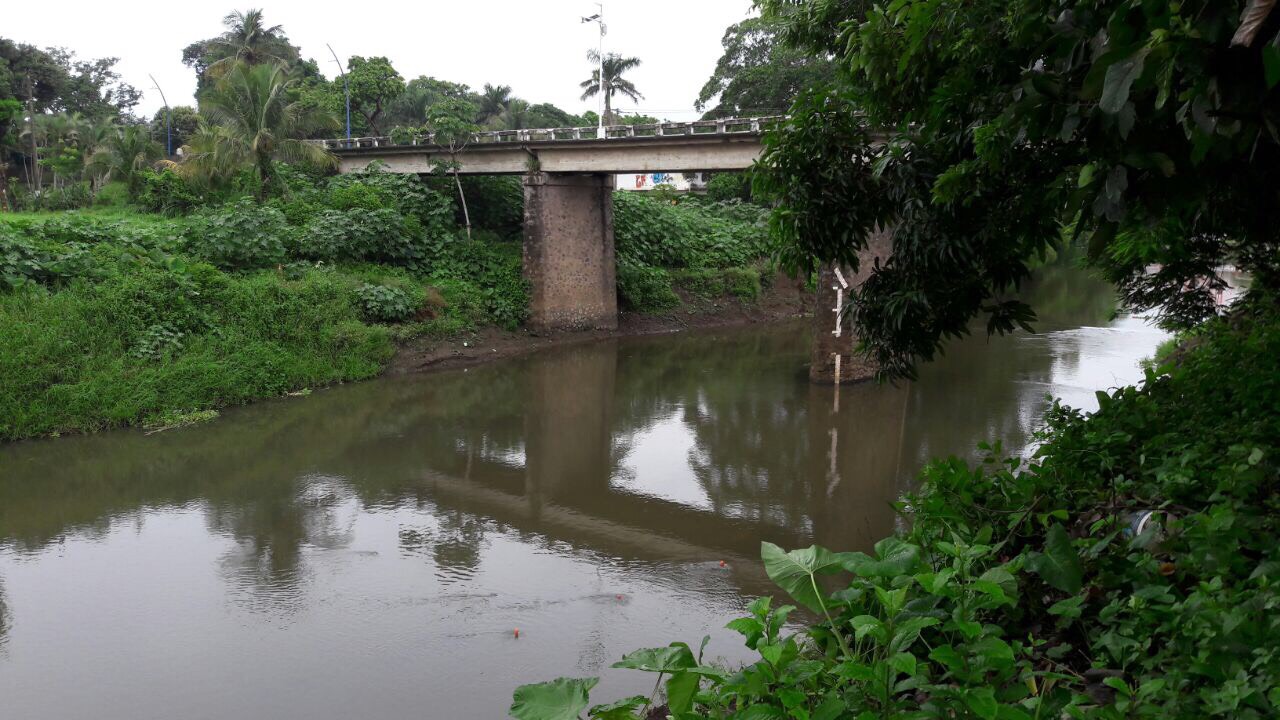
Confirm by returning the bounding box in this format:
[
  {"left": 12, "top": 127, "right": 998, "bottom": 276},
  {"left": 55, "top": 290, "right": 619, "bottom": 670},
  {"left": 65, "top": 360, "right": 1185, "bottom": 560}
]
[
  {"left": 148, "top": 74, "right": 171, "bottom": 156},
  {"left": 583, "top": 4, "right": 606, "bottom": 130},
  {"left": 327, "top": 44, "right": 351, "bottom": 142}
]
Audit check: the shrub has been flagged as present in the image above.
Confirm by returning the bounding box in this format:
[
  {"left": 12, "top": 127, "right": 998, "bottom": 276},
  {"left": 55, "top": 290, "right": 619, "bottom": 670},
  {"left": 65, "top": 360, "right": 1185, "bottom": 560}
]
[
  {"left": 617, "top": 259, "right": 678, "bottom": 312},
  {"left": 614, "top": 191, "right": 769, "bottom": 269},
  {"left": 0, "top": 227, "right": 96, "bottom": 290},
  {"left": 674, "top": 267, "right": 761, "bottom": 301},
  {"left": 703, "top": 172, "right": 753, "bottom": 203},
  {"left": 93, "top": 181, "right": 132, "bottom": 209},
  {"left": 354, "top": 282, "right": 418, "bottom": 323},
  {"left": 328, "top": 182, "right": 391, "bottom": 212},
  {"left": 185, "top": 199, "right": 289, "bottom": 269},
  {"left": 136, "top": 169, "right": 204, "bottom": 216}
]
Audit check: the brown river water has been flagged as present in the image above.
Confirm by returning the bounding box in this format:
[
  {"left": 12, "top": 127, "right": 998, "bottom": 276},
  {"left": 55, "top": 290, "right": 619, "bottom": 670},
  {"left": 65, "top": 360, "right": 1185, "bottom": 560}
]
[{"left": 0, "top": 265, "right": 1168, "bottom": 718}]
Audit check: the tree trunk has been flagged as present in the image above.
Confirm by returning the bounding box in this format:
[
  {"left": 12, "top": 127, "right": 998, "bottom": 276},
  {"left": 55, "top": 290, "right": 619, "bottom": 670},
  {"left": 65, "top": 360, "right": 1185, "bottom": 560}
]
[
  {"left": 604, "top": 91, "right": 612, "bottom": 126},
  {"left": 256, "top": 155, "right": 273, "bottom": 202},
  {"left": 454, "top": 166, "right": 472, "bottom": 240}
]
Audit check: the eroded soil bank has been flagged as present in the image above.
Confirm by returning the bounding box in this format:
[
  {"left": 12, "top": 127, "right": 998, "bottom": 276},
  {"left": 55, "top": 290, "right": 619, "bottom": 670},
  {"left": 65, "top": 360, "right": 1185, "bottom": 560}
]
[{"left": 389, "top": 277, "right": 811, "bottom": 375}]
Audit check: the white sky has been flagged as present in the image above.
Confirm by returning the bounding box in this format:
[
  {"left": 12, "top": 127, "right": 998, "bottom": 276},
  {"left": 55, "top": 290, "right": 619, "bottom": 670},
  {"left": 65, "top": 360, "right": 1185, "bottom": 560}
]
[{"left": 6, "top": 0, "right": 756, "bottom": 123}]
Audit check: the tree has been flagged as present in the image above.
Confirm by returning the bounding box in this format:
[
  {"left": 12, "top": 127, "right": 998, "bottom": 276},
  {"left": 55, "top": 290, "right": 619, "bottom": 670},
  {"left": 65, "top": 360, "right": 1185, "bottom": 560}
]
[
  {"left": 477, "top": 84, "right": 514, "bottom": 126},
  {"left": 85, "top": 124, "right": 161, "bottom": 195},
  {"left": 425, "top": 97, "right": 479, "bottom": 238},
  {"left": 753, "top": 0, "right": 1280, "bottom": 380},
  {"left": 182, "top": 61, "right": 336, "bottom": 199},
  {"left": 149, "top": 105, "right": 200, "bottom": 153},
  {"left": 345, "top": 56, "right": 404, "bottom": 136},
  {"left": 580, "top": 51, "right": 643, "bottom": 125},
  {"left": 182, "top": 9, "right": 304, "bottom": 90},
  {"left": 695, "top": 15, "right": 834, "bottom": 119},
  {"left": 384, "top": 76, "right": 472, "bottom": 129}
]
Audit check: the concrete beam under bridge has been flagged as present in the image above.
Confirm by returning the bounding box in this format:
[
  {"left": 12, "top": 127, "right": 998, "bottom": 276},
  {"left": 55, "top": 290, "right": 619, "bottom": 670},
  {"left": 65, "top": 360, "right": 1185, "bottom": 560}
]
[{"left": 333, "top": 133, "right": 763, "bottom": 175}]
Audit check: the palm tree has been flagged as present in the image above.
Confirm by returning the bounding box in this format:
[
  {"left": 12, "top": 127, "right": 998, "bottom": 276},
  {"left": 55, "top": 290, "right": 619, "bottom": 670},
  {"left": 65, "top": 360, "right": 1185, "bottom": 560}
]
[
  {"left": 85, "top": 124, "right": 163, "bottom": 195},
  {"left": 206, "top": 9, "right": 296, "bottom": 79},
  {"left": 579, "top": 51, "right": 643, "bottom": 125},
  {"left": 182, "top": 61, "right": 336, "bottom": 199},
  {"left": 477, "top": 84, "right": 514, "bottom": 126}
]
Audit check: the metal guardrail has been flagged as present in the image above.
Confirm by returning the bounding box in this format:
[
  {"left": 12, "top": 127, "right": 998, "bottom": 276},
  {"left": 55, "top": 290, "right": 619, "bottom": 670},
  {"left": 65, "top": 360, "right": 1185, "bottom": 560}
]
[{"left": 319, "top": 116, "right": 786, "bottom": 151}]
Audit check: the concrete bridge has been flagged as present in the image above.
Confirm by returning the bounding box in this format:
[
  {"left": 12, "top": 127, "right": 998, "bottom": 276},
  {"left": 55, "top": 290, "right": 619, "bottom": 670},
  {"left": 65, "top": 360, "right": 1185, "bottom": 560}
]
[{"left": 327, "top": 117, "right": 885, "bottom": 383}]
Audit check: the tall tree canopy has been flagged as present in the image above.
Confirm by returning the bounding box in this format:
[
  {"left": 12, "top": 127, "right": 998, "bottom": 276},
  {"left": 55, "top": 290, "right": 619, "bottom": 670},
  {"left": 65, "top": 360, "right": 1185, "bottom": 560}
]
[
  {"left": 345, "top": 56, "right": 403, "bottom": 136},
  {"left": 696, "top": 15, "right": 834, "bottom": 119},
  {"left": 182, "top": 9, "right": 312, "bottom": 91},
  {"left": 580, "top": 51, "right": 643, "bottom": 124},
  {"left": 756, "top": 0, "right": 1280, "bottom": 379},
  {"left": 0, "top": 39, "right": 139, "bottom": 118},
  {"left": 183, "top": 61, "right": 335, "bottom": 198}
]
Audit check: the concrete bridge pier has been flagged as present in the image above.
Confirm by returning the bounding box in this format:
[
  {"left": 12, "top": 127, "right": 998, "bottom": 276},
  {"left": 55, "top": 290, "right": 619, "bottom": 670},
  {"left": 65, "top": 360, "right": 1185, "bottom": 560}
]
[
  {"left": 522, "top": 172, "right": 617, "bottom": 331},
  {"left": 811, "top": 227, "right": 894, "bottom": 384}
]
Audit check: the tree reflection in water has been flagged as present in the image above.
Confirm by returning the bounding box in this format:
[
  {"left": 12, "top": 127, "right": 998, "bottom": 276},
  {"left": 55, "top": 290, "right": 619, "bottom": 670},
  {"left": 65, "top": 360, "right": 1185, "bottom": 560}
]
[{"left": 0, "top": 263, "right": 1133, "bottom": 612}]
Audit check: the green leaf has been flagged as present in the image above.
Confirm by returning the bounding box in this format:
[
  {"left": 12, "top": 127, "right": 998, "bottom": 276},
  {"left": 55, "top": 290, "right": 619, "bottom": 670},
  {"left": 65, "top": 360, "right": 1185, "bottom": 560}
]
[
  {"left": 1048, "top": 595, "right": 1085, "bottom": 619},
  {"left": 929, "top": 645, "right": 964, "bottom": 671},
  {"left": 588, "top": 695, "right": 646, "bottom": 720},
  {"left": 970, "top": 635, "right": 1015, "bottom": 665},
  {"left": 851, "top": 615, "right": 886, "bottom": 642},
  {"left": 965, "top": 687, "right": 999, "bottom": 720},
  {"left": 611, "top": 643, "right": 696, "bottom": 673},
  {"left": 761, "top": 542, "right": 845, "bottom": 613},
  {"left": 890, "top": 651, "right": 917, "bottom": 675},
  {"left": 1100, "top": 48, "right": 1149, "bottom": 114},
  {"left": 1266, "top": 46, "right": 1280, "bottom": 88},
  {"left": 1026, "top": 524, "right": 1083, "bottom": 593},
  {"left": 510, "top": 677, "right": 598, "bottom": 720},
  {"left": 839, "top": 537, "right": 924, "bottom": 577},
  {"left": 1078, "top": 162, "right": 1096, "bottom": 188},
  {"left": 665, "top": 671, "right": 700, "bottom": 714},
  {"left": 813, "top": 693, "right": 847, "bottom": 720}
]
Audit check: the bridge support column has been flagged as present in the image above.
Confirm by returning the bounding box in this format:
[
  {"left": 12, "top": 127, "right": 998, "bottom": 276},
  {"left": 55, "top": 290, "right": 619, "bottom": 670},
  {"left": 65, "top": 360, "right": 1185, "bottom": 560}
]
[
  {"left": 522, "top": 172, "right": 617, "bottom": 331},
  {"left": 811, "top": 227, "right": 894, "bottom": 384}
]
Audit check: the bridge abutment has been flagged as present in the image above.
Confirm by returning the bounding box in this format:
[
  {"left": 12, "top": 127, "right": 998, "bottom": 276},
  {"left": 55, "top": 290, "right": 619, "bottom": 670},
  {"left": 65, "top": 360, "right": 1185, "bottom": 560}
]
[
  {"left": 810, "top": 227, "right": 894, "bottom": 384},
  {"left": 522, "top": 172, "right": 617, "bottom": 331}
]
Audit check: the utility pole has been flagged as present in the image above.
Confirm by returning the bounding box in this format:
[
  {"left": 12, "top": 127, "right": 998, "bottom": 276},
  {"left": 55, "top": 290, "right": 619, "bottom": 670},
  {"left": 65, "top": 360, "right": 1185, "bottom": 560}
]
[
  {"left": 582, "top": 4, "right": 606, "bottom": 129},
  {"left": 327, "top": 44, "right": 351, "bottom": 141},
  {"left": 149, "top": 74, "right": 172, "bottom": 156},
  {"left": 25, "top": 76, "right": 40, "bottom": 193}
]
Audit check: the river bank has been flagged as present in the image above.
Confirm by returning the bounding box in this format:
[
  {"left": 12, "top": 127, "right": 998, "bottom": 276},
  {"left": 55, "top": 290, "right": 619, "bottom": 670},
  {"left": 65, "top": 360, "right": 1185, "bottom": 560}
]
[{"left": 389, "top": 275, "right": 809, "bottom": 375}]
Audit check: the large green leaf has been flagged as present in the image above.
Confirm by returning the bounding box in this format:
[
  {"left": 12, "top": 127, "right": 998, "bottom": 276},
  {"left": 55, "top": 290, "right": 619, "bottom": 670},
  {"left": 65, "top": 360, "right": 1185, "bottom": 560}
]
[
  {"left": 1025, "top": 523, "right": 1083, "bottom": 593},
  {"left": 1099, "top": 48, "right": 1149, "bottom": 114},
  {"left": 665, "top": 671, "right": 700, "bottom": 714},
  {"left": 761, "top": 542, "right": 845, "bottom": 612},
  {"left": 838, "top": 537, "right": 923, "bottom": 578},
  {"left": 611, "top": 643, "right": 696, "bottom": 673},
  {"left": 588, "top": 695, "right": 646, "bottom": 720},
  {"left": 510, "top": 677, "right": 598, "bottom": 720}
]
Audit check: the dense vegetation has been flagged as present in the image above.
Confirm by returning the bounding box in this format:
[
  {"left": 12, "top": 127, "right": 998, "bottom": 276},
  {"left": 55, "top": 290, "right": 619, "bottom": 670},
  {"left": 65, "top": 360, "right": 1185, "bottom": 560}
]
[
  {"left": 514, "top": 296, "right": 1280, "bottom": 719},
  {"left": 510, "top": 0, "right": 1280, "bottom": 717}
]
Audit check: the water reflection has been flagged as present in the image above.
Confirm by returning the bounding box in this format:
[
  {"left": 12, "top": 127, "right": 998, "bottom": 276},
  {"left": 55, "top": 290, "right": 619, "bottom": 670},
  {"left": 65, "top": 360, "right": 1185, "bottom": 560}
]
[{"left": 0, "top": 264, "right": 1163, "bottom": 719}]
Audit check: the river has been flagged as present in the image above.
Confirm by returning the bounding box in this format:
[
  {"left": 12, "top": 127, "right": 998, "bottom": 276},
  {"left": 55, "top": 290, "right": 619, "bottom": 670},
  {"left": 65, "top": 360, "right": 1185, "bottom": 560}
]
[{"left": 0, "top": 265, "right": 1167, "bottom": 718}]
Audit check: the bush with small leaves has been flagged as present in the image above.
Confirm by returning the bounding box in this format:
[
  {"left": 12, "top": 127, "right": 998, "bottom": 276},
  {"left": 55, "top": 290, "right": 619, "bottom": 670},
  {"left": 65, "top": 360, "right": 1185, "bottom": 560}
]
[
  {"left": 185, "top": 199, "right": 289, "bottom": 270},
  {"left": 354, "top": 282, "right": 418, "bottom": 323}
]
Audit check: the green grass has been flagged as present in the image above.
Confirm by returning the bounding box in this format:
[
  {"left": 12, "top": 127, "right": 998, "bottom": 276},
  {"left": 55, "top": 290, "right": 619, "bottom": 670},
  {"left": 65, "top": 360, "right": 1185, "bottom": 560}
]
[{"left": 0, "top": 208, "right": 529, "bottom": 441}]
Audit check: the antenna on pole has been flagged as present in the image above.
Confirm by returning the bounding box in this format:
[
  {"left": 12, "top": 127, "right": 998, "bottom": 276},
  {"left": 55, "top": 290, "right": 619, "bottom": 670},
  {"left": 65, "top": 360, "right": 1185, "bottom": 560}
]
[
  {"left": 148, "top": 74, "right": 172, "bottom": 156},
  {"left": 327, "top": 44, "right": 351, "bottom": 142}
]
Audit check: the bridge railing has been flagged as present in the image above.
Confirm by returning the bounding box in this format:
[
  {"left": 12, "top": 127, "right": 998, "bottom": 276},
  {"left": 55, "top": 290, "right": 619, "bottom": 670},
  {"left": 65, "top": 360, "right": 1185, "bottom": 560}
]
[{"left": 319, "top": 116, "right": 786, "bottom": 151}]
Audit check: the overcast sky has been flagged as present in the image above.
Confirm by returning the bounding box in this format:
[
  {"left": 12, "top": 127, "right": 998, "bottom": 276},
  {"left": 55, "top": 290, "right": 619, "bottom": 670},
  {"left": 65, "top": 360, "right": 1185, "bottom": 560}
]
[{"left": 8, "top": 0, "right": 756, "bottom": 123}]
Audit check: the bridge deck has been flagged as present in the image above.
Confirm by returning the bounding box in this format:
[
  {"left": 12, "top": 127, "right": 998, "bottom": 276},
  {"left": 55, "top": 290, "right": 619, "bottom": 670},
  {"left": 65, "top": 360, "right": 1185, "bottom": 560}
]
[{"left": 323, "top": 116, "right": 782, "bottom": 175}]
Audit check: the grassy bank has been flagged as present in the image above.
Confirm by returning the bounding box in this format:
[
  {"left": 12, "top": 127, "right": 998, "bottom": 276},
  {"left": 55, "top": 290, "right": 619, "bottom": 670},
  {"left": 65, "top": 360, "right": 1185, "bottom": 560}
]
[
  {"left": 0, "top": 171, "right": 774, "bottom": 442},
  {"left": 513, "top": 292, "right": 1280, "bottom": 718}
]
